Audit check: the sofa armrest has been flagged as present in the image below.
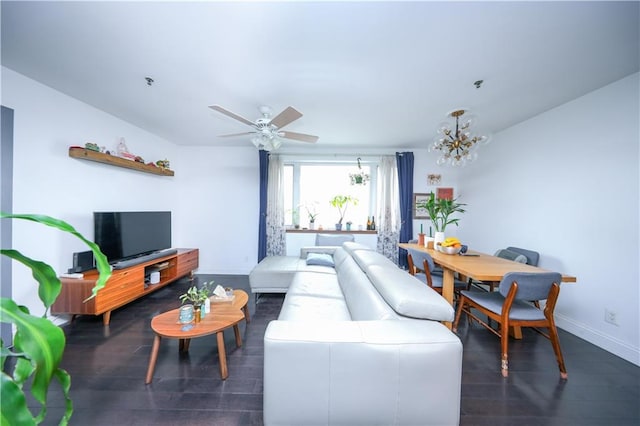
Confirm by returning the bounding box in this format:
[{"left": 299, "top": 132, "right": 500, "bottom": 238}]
[
  {"left": 299, "top": 246, "right": 338, "bottom": 259},
  {"left": 264, "top": 320, "right": 462, "bottom": 426}
]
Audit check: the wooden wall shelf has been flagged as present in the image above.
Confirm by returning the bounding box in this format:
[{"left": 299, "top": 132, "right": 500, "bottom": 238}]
[{"left": 68, "top": 147, "right": 174, "bottom": 176}]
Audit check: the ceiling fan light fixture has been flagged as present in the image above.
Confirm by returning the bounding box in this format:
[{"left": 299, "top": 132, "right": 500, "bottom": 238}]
[{"left": 210, "top": 104, "right": 319, "bottom": 151}]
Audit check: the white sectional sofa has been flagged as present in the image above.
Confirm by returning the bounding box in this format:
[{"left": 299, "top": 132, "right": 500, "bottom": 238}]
[
  {"left": 261, "top": 242, "right": 463, "bottom": 426},
  {"left": 249, "top": 233, "right": 356, "bottom": 296}
]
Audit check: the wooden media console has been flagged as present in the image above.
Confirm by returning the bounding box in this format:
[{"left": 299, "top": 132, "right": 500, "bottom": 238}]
[{"left": 52, "top": 248, "right": 199, "bottom": 325}]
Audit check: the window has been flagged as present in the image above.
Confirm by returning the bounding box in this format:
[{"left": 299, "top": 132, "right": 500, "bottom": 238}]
[{"left": 283, "top": 159, "right": 378, "bottom": 230}]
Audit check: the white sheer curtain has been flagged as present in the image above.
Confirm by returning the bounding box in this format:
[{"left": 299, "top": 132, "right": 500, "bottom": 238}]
[
  {"left": 266, "top": 154, "right": 286, "bottom": 256},
  {"left": 376, "top": 156, "right": 401, "bottom": 263}
]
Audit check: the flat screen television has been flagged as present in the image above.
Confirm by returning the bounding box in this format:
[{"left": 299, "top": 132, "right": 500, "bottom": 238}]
[{"left": 94, "top": 211, "right": 172, "bottom": 264}]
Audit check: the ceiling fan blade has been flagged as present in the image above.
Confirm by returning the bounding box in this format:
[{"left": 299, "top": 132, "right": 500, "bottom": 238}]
[
  {"left": 209, "top": 105, "right": 256, "bottom": 127},
  {"left": 218, "top": 132, "right": 256, "bottom": 138},
  {"left": 270, "top": 106, "right": 303, "bottom": 129},
  {"left": 279, "top": 131, "right": 319, "bottom": 143}
]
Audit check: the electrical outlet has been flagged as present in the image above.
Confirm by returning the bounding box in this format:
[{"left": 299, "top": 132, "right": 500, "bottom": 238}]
[{"left": 604, "top": 309, "right": 618, "bottom": 326}]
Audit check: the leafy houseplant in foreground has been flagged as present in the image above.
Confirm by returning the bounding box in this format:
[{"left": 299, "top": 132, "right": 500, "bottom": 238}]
[{"left": 0, "top": 213, "right": 111, "bottom": 425}]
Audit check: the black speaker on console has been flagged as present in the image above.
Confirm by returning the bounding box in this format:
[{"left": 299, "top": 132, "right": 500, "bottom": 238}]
[{"left": 68, "top": 250, "right": 95, "bottom": 273}]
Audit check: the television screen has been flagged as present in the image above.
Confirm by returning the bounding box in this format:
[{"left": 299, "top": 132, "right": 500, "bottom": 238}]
[{"left": 94, "top": 211, "right": 171, "bottom": 263}]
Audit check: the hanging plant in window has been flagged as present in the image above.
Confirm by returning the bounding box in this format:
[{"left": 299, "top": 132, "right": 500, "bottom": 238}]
[{"left": 349, "top": 157, "right": 370, "bottom": 185}]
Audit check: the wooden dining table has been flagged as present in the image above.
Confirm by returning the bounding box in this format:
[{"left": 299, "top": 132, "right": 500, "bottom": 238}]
[{"left": 398, "top": 243, "right": 577, "bottom": 329}]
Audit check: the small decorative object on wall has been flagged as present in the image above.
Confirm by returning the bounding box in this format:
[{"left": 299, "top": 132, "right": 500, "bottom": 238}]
[
  {"left": 413, "top": 193, "right": 430, "bottom": 219},
  {"left": 349, "top": 157, "right": 370, "bottom": 185},
  {"left": 427, "top": 174, "right": 442, "bottom": 185},
  {"left": 437, "top": 187, "right": 454, "bottom": 201}
]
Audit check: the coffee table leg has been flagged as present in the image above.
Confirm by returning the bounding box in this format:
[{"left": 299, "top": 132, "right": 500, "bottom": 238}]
[
  {"left": 217, "top": 331, "right": 228, "bottom": 380},
  {"left": 243, "top": 305, "right": 251, "bottom": 323},
  {"left": 145, "top": 334, "right": 161, "bottom": 384},
  {"left": 179, "top": 338, "right": 191, "bottom": 352},
  {"left": 233, "top": 324, "right": 243, "bottom": 347}
]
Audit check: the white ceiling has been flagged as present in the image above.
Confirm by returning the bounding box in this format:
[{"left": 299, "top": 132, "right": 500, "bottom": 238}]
[{"left": 2, "top": 1, "right": 638, "bottom": 150}]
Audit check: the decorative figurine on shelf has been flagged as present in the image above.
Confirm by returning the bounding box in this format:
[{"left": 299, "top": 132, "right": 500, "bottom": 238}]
[
  {"left": 116, "top": 137, "right": 136, "bottom": 160},
  {"left": 156, "top": 158, "right": 170, "bottom": 169},
  {"left": 84, "top": 142, "right": 100, "bottom": 152}
]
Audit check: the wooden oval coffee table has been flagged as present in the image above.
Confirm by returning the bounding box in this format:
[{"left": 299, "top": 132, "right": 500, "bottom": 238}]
[{"left": 145, "top": 289, "right": 249, "bottom": 383}]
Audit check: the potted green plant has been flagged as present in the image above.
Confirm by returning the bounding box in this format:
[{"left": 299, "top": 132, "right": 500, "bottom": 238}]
[
  {"left": 330, "top": 195, "right": 358, "bottom": 231},
  {"left": 417, "top": 192, "right": 466, "bottom": 249},
  {"left": 303, "top": 202, "right": 319, "bottom": 230},
  {"left": 179, "top": 282, "right": 213, "bottom": 321},
  {"left": 1, "top": 213, "right": 112, "bottom": 425}
]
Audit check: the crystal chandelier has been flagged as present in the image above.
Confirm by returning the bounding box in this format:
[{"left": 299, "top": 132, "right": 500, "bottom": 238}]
[{"left": 429, "top": 109, "right": 490, "bottom": 166}]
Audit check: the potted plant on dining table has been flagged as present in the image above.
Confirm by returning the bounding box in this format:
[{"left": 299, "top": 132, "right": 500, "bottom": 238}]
[{"left": 417, "top": 192, "right": 466, "bottom": 250}]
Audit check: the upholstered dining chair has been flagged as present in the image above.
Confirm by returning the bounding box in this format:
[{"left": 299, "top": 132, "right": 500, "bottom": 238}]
[
  {"left": 407, "top": 248, "right": 466, "bottom": 294},
  {"left": 506, "top": 246, "right": 540, "bottom": 266},
  {"left": 470, "top": 248, "right": 529, "bottom": 292},
  {"left": 453, "top": 271, "right": 567, "bottom": 379}
]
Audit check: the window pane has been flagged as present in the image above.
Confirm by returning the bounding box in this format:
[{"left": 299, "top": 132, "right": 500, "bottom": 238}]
[{"left": 299, "top": 164, "right": 372, "bottom": 230}]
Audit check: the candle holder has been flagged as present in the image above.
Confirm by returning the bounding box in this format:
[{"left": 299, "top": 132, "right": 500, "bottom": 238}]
[{"left": 417, "top": 233, "right": 425, "bottom": 246}]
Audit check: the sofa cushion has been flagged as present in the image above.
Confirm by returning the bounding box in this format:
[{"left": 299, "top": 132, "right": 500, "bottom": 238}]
[
  {"left": 306, "top": 253, "right": 335, "bottom": 267},
  {"left": 315, "top": 233, "right": 355, "bottom": 246},
  {"left": 365, "top": 264, "right": 454, "bottom": 321},
  {"left": 342, "top": 241, "right": 375, "bottom": 256},
  {"left": 350, "top": 248, "right": 391, "bottom": 270},
  {"left": 336, "top": 256, "right": 399, "bottom": 321},
  {"left": 300, "top": 246, "right": 337, "bottom": 259},
  {"left": 248, "top": 256, "right": 304, "bottom": 292},
  {"left": 278, "top": 294, "right": 351, "bottom": 321},
  {"left": 288, "top": 272, "right": 344, "bottom": 300}
]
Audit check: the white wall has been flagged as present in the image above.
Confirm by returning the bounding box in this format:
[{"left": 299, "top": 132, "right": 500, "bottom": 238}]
[
  {"left": 1, "top": 68, "right": 259, "bottom": 318},
  {"left": 455, "top": 72, "right": 639, "bottom": 365}
]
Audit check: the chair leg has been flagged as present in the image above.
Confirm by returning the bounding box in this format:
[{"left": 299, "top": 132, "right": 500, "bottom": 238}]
[
  {"left": 547, "top": 323, "right": 568, "bottom": 379},
  {"left": 453, "top": 296, "right": 466, "bottom": 333},
  {"left": 500, "top": 324, "right": 509, "bottom": 377}
]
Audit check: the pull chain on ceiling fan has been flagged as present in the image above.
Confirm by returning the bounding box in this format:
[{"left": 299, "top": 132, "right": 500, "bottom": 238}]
[{"left": 209, "top": 104, "right": 319, "bottom": 151}]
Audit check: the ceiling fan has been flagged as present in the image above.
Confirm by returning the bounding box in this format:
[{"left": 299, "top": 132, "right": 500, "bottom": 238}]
[{"left": 209, "top": 104, "right": 319, "bottom": 151}]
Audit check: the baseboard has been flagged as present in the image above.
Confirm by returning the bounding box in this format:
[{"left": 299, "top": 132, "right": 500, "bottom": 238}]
[{"left": 556, "top": 313, "right": 640, "bottom": 366}]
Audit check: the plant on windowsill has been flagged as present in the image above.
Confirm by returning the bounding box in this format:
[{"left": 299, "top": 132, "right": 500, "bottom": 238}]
[
  {"left": 302, "top": 202, "right": 319, "bottom": 230},
  {"left": 1, "top": 213, "right": 112, "bottom": 425},
  {"left": 330, "top": 195, "right": 358, "bottom": 231}
]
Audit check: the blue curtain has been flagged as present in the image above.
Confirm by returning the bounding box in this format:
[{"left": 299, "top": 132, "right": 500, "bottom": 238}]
[
  {"left": 258, "top": 150, "right": 269, "bottom": 262},
  {"left": 396, "top": 152, "right": 414, "bottom": 269}
]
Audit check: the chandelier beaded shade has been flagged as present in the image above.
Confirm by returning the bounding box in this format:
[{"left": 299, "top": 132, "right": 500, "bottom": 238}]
[{"left": 429, "top": 109, "right": 490, "bottom": 167}]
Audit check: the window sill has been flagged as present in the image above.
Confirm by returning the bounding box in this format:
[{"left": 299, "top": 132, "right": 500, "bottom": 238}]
[{"left": 286, "top": 229, "right": 377, "bottom": 234}]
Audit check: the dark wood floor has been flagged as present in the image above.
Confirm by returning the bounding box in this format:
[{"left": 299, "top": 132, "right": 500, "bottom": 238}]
[{"left": 34, "top": 274, "right": 639, "bottom": 425}]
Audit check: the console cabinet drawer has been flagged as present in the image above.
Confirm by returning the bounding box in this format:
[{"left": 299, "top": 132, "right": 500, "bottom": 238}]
[
  {"left": 94, "top": 269, "right": 144, "bottom": 312},
  {"left": 176, "top": 249, "right": 199, "bottom": 277}
]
